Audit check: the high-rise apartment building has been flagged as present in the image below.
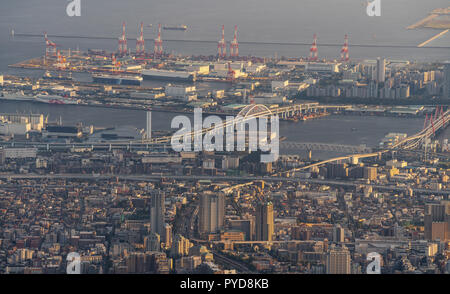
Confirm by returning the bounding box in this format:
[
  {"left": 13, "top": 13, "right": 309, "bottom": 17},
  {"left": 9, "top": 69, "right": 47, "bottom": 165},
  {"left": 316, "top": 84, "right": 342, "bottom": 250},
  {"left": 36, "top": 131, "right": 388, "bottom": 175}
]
[
  {"left": 199, "top": 192, "right": 225, "bottom": 235},
  {"left": 444, "top": 61, "right": 450, "bottom": 99},
  {"left": 376, "top": 57, "right": 386, "bottom": 83}
]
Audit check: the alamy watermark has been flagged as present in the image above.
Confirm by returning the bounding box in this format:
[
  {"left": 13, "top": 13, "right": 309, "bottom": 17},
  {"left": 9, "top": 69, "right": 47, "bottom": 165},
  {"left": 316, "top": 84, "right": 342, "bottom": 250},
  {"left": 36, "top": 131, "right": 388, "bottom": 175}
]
[
  {"left": 146, "top": 108, "right": 280, "bottom": 163},
  {"left": 66, "top": 252, "right": 81, "bottom": 274},
  {"left": 366, "top": 252, "right": 381, "bottom": 274},
  {"left": 66, "top": 0, "right": 81, "bottom": 17},
  {"left": 366, "top": 0, "right": 381, "bottom": 17}
]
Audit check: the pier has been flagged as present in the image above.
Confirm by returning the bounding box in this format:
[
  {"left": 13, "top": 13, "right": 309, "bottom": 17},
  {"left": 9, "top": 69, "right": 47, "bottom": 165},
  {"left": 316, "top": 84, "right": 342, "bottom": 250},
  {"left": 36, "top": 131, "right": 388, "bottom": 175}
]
[{"left": 418, "top": 29, "right": 450, "bottom": 47}]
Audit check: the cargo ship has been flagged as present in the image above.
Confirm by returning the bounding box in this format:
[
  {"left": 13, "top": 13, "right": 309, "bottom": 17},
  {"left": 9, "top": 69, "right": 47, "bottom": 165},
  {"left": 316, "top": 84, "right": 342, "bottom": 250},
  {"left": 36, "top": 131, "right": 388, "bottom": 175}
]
[
  {"left": 163, "top": 24, "right": 188, "bottom": 31},
  {"left": 142, "top": 69, "right": 196, "bottom": 82},
  {"left": 0, "top": 91, "right": 36, "bottom": 102},
  {"left": 43, "top": 71, "right": 73, "bottom": 81},
  {"left": 92, "top": 74, "right": 143, "bottom": 86},
  {"left": 35, "top": 93, "right": 79, "bottom": 105}
]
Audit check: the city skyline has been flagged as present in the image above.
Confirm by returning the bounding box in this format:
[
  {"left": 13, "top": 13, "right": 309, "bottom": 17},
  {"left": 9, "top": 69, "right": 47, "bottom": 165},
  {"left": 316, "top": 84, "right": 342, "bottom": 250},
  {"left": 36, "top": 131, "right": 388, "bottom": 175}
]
[{"left": 0, "top": 0, "right": 449, "bottom": 281}]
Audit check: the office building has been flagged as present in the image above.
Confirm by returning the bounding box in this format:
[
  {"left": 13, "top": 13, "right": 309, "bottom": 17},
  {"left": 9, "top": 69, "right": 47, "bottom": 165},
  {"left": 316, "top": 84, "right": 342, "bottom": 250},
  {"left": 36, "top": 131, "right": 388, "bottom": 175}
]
[
  {"left": 229, "top": 218, "right": 255, "bottom": 241},
  {"left": 0, "top": 148, "right": 4, "bottom": 164},
  {"left": 333, "top": 225, "right": 345, "bottom": 243},
  {"left": 255, "top": 201, "right": 274, "bottom": 241},
  {"left": 171, "top": 234, "right": 192, "bottom": 257},
  {"left": 425, "top": 201, "right": 450, "bottom": 241},
  {"left": 144, "top": 233, "right": 161, "bottom": 252},
  {"left": 150, "top": 191, "right": 166, "bottom": 238},
  {"left": 326, "top": 245, "right": 351, "bottom": 274},
  {"left": 164, "top": 224, "right": 173, "bottom": 249},
  {"left": 364, "top": 167, "right": 377, "bottom": 181}
]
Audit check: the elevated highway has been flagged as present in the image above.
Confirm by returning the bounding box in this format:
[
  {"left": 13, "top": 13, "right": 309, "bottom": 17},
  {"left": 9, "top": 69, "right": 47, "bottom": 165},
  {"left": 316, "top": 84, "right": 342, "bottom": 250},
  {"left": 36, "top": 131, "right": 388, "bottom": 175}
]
[
  {"left": 275, "top": 110, "right": 449, "bottom": 177},
  {"left": 0, "top": 173, "right": 447, "bottom": 196},
  {"left": 0, "top": 140, "right": 372, "bottom": 154}
]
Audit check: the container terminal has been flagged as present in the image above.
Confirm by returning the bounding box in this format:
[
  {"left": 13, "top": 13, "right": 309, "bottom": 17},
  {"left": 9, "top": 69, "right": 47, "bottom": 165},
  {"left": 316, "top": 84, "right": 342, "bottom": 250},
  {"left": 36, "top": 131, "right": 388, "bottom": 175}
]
[{"left": 2, "top": 22, "right": 449, "bottom": 120}]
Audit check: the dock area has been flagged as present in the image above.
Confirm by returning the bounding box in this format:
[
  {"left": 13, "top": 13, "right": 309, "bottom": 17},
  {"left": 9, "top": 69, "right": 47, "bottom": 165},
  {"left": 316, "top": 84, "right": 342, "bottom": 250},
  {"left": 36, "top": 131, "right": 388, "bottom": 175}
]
[{"left": 408, "top": 7, "right": 450, "bottom": 30}]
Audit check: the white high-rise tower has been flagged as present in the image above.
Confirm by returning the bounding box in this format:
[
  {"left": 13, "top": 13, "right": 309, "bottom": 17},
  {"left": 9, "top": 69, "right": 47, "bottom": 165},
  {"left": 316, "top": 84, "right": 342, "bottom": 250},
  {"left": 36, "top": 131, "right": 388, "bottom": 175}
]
[
  {"left": 443, "top": 61, "right": 450, "bottom": 99},
  {"left": 376, "top": 57, "right": 385, "bottom": 83}
]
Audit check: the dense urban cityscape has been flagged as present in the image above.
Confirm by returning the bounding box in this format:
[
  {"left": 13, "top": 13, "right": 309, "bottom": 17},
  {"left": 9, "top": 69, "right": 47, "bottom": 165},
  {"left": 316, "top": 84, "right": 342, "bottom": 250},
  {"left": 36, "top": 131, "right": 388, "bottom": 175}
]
[{"left": 0, "top": 0, "right": 449, "bottom": 278}]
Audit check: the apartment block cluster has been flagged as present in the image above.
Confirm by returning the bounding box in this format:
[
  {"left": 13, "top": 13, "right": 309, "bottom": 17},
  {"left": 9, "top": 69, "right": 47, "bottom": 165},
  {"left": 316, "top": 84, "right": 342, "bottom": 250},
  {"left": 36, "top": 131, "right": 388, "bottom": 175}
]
[
  {"left": 0, "top": 176, "right": 236, "bottom": 274},
  {"left": 305, "top": 59, "right": 450, "bottom": 100},
  {"left": 0, "top": 138, "right": 449, "bottom": 273},
  {"left": 212, "top": 178, "right": 450, "bottom": 274}
]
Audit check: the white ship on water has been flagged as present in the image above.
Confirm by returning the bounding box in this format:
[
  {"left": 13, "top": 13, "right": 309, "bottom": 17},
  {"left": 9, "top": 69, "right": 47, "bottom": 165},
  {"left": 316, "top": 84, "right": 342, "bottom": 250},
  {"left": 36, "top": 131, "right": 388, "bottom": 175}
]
[
  {"left": 0, "top": 91, "right": 79, "bottom": 105},
  {"left": 0, "top": 91, "right": 36, "bottom": 102},
  {"left": 142, "top": 69, "right": 196, "bottom": 82},
  {"left": 35, "top": 93, "right": 79, "bottom": 105}
]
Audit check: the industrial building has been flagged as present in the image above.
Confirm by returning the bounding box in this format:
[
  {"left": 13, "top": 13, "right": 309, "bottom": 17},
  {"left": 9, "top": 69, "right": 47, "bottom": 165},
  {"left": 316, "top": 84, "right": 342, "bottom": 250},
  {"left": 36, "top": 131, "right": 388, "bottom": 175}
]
[
  {"left": 165, "top": 84, "right": 197, "bottom": 101},
  {"left": 43, "top": 125, "right": 83, "bottom": 138},
  {"left": 305, "top": 62, "right": 340, "bottom": 73},
  {"left": 1, "top": 147, "right": 37, "bottom": 159},
  {"left": 0, "top": 121, "right": 31, "bottom": 136},
  {"left": 0, "top": 113, "right": 45, "bottom": 131}
]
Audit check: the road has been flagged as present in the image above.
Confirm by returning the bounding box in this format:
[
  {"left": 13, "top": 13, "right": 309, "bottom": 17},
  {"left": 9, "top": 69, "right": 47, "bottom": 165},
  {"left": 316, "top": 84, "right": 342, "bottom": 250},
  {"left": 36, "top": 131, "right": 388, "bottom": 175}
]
[
  {"left": 0, "top": 173, "right": 448, "bottom": 196},
  {"left": 211, "top": 251, "right": 255, "bottom": 274}
]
